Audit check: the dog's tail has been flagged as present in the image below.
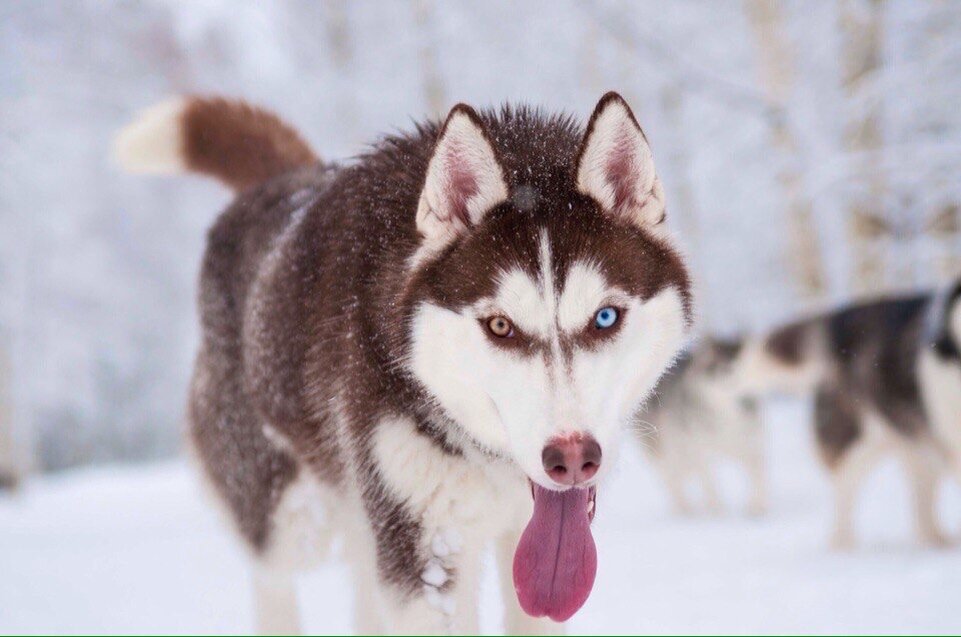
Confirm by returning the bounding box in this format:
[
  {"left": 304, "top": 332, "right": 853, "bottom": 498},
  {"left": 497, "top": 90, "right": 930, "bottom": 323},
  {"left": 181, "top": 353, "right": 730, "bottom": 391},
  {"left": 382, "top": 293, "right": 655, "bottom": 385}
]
[{"left": 113, "top": 97, "right": 318, "bottom": 192}]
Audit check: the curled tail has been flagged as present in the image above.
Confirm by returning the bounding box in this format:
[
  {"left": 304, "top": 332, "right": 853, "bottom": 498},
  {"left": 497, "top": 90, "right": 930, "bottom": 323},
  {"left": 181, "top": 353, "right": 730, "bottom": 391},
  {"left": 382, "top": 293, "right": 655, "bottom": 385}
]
[{"left": 113, "top": 97, "right": 318, "bottom": 192}]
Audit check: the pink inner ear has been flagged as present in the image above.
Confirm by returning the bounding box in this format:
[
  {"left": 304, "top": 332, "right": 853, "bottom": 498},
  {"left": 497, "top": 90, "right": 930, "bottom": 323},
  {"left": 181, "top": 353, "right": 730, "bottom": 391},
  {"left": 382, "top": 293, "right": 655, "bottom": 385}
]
[
  {"left": 443, "top": 142, "right": 479, "bottom": 228},
  {"left": 605, "top": 123, "right": 639, "bottom": 212}
]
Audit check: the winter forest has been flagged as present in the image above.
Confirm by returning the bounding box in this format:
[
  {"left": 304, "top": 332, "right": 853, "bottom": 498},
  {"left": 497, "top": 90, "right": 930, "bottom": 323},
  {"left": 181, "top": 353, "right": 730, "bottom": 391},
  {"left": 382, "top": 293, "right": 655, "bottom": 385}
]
[{"left": 1, "top": 0, "right": 959, "bottom": 474}]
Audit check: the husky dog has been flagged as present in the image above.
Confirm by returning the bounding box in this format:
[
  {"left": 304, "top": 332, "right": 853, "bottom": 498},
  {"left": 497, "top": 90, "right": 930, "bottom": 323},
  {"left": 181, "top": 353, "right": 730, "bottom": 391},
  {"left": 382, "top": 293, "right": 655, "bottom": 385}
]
[
  {"left": 736, "top": 281, "right": 961, "bottom": 548},
  {"left": 115, "top": 93, "right": 692, "bottom": 634},
  {"left": 638, "top": 337, "right": 765, "bottom": 516}
]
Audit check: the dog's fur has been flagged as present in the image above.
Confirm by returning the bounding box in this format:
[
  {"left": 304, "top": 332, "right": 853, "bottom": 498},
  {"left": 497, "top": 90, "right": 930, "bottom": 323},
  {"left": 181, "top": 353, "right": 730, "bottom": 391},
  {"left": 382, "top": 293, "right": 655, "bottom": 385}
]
[
  {"left": 638, "top": 337, "right": 765, "bottom": 516},
  {"left": 116, "top": 93, "right": 692, "bottom": 634},
  {"left": 735, "top": 281, "right": 961, "bottom": 548}
]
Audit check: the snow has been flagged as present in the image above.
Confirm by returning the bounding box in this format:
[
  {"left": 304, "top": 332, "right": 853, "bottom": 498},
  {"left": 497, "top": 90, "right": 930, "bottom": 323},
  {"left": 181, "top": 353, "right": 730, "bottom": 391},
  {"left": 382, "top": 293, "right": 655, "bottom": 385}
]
[{"left": 2, "top": 400, "right": 960, "bottom": 634}]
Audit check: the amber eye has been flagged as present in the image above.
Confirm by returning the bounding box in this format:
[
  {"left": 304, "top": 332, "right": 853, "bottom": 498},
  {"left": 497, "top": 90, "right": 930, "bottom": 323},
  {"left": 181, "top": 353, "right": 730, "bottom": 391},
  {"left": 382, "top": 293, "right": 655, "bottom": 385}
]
[{"left": 487, "top": 316, "right": 514, "bottom": 338}]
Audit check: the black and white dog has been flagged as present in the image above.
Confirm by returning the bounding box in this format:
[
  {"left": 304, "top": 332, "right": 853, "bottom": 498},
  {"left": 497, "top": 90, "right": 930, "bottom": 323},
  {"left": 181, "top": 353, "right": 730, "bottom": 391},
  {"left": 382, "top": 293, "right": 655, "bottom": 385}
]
[
  {"left": 737, "top": 282, "right": 961, "bottom": 548},
  {"left": 116, "top": 93, "right": 693, "bottom": 633}
]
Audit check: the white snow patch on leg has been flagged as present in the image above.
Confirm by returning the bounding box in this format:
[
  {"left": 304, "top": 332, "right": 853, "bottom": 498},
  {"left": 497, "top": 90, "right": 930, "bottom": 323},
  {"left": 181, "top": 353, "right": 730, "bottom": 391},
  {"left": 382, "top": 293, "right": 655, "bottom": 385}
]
[
  {"left": 421, "top": 559, "right": 449, "bottom": 588},
  {"left": 423, "top": 584, "right": 456, "bottom": 616}
]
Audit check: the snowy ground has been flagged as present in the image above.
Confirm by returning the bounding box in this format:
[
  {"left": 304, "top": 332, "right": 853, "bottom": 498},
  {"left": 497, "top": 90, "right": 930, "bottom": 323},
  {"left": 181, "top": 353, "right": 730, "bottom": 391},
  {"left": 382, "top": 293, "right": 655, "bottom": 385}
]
[{"left": 2, "top": 401, "right": 961, "bottom": 635}]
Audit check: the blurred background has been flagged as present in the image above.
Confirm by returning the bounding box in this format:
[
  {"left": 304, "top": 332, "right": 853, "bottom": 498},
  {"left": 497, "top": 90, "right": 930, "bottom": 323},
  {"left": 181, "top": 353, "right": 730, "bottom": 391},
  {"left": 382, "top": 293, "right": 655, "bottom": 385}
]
[{"left": 2, "top": 1, "right": 960, "bottom": 634}]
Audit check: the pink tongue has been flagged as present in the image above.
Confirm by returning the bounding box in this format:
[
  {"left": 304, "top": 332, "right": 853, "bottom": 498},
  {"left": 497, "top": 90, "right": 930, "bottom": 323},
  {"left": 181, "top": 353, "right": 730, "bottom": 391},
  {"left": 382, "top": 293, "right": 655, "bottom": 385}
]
[{"left": 512, "top": 485, "right": 597, "bottom": 622}]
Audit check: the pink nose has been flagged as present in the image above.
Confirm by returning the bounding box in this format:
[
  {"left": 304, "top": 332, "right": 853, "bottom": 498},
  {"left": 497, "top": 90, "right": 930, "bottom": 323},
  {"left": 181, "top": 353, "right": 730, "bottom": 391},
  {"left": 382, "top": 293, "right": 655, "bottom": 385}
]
[{"left": 541, "top": 433, "right": 602, "bottom": 486}]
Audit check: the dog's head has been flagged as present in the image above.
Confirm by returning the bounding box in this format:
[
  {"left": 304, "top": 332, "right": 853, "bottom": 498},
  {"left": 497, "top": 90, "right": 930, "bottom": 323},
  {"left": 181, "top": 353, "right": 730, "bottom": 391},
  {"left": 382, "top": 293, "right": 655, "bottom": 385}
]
[
  {"left": 403, "top": 93, "right": 692, "bottom": 489},
  {"left": 685, "top": 336, "right": 761, "bottom": 420}
]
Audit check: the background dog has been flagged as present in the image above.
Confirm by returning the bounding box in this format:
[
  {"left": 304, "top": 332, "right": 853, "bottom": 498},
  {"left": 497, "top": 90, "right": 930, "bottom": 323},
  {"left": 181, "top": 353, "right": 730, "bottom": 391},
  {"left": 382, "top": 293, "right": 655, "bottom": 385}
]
[
  {"left": 735, "top": 278, "right": 961, "bottom": 548},
  {"left": 638, "top": 337, "right": 765, "bottom": 516}
]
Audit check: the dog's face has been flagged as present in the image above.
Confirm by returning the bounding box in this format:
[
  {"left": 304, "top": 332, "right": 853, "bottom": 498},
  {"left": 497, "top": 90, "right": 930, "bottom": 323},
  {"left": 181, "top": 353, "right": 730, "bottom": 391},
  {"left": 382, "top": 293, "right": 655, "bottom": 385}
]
[{"left": 405, "top": 94, "right": 691, "bottom": 490}]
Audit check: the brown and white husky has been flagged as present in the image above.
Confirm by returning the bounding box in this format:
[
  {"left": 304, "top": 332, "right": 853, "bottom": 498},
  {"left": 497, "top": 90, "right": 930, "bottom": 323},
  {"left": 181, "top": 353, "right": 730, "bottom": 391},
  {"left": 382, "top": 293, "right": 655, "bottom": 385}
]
[{"left": 115, "top": 93, "right": 692, "bottom": 634}]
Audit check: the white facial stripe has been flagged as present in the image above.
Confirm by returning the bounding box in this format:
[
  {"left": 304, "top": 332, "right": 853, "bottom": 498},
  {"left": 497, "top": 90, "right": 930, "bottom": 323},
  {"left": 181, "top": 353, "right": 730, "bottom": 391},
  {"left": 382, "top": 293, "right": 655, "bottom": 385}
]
[
  {"left": 538, "top": 230, "right": 566, "bottom": 376},
  {"left": 475, "top": 230, "right": 563, "bottom": 341},
  {"left": 537, "top": 230, "right": 559, "bottom": 321},
  {"left": 483, "top": 269, "right": 551, "bottom": 338}
]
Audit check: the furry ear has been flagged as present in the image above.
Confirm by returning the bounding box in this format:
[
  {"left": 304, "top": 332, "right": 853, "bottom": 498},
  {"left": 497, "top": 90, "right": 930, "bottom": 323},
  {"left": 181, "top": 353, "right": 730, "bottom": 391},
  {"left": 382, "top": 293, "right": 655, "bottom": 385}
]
[
  {"left": 416, "top": 104, "right": 509, "bottom": 245},
  {"left": 576, "top": 92, "right": 665, "bottom": 227}
]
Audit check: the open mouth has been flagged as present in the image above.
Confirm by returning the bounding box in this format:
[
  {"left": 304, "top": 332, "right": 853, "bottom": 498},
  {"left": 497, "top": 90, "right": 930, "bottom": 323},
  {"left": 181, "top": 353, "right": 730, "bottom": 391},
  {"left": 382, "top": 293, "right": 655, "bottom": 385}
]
[{"left": 512, "top": 481, "right": 599, "bottom": 622}]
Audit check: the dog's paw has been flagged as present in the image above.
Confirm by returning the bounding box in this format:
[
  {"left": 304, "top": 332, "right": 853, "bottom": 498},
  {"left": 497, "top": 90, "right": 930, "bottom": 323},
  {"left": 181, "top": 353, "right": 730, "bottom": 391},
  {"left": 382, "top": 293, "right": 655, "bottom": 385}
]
[
  {"left": 829, "top": 531, "right": 856, "bottom": 552},
  {"left": 919, "top": 530, "right": 954, "bottom": 549}
]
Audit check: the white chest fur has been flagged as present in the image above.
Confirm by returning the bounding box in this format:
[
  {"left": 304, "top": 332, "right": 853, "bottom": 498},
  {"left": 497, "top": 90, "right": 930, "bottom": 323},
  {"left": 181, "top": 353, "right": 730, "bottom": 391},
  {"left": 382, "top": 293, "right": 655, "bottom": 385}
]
[{"left": 372, "top": 416, "right": 532, "bottom": 544}]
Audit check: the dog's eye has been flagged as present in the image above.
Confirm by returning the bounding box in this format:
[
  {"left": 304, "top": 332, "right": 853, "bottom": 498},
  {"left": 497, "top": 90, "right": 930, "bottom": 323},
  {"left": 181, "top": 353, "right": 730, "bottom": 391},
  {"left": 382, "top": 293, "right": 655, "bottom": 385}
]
[
  {"left": 487, "top": 316, "right": 515, "bottom": 338},
  {"left": 594, "top": 306, "right": 619, "bottom": 329}
]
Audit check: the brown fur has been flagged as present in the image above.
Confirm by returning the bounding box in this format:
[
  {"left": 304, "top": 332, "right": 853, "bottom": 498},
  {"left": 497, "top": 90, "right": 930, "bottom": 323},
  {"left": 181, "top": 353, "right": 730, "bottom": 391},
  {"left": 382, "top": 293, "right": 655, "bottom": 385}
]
[
  {"left": 813, "top": 384, "right": 862, "bottom": 469},
  {"left": 0, "top": 471, "right": 18, "bottom": 491},
  {"left": 765, "top": 320, "right": 807, "bottom": 366},
  {"left": 182, "top": 97, "right": 319, "bottom": 192}
]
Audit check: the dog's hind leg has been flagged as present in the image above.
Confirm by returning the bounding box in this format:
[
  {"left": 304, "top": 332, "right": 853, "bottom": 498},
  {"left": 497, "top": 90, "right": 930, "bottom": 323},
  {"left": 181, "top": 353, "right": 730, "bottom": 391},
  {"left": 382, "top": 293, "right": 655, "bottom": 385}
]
[
  {"left": 253, "top": 566, "right": 301, "bottom": 636},
  {"left": 828, "top": 438, "right": 883, "bottom": 550},
  {"left": 694, "top": 457, "right": 723, "bottom": 514},
  {"left": 651, "top": 451, "right": 693, "bottom": 514},
  {"left": 814, "top": 386, "right": 874, "bottom": 549},
  {"left": 496, "top": 530, "right": 564, "bottom": 635},
  {"left": 901, "top": 444, "right": 950, "bottom": 547},
  {"left": 744, "top": 445, "right": 768, "bottom": 516}
]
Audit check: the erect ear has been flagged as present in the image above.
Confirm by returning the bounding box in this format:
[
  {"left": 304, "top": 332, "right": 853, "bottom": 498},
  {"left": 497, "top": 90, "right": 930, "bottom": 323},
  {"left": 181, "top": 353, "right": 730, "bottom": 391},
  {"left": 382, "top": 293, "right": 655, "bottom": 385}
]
[
  {"left": 416, "top": 104, "right": 509, "bottom": 246},
  {"left": 576, "top": 92, "right": 665, "bottom": 227}
]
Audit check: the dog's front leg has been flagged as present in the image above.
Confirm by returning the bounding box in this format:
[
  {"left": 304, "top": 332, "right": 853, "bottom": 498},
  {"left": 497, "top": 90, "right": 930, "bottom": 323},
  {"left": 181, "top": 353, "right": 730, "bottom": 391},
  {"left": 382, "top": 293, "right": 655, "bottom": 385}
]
[{"left": 372, "top": 524, "right": 483, "bottom": 635}]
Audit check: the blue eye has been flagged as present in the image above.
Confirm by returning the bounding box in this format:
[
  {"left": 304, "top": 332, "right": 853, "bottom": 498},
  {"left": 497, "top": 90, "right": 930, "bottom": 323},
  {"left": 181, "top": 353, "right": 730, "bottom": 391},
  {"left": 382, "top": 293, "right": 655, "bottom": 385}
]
[{"left": 594, "top": 306, "right": 619, "bottom": 329}]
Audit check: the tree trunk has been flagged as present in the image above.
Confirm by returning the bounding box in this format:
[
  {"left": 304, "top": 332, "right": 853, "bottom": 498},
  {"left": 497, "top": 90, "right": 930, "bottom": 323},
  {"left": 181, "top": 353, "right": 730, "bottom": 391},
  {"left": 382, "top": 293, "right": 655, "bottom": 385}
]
[
  {"left": 659, "top": 84, "right": 709, "bottom": 325},
  {"left": 0, "top": 344, "right": 21, "bottom": 490},
  {"left": 412, "top": 0, "right": 447, "bottom": 118},
  {"left": 745, "top": 0, "right": 826, "bottom": 304},
  {"left": 839, "top": 0, "right": 888, "bottom": 293}
]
